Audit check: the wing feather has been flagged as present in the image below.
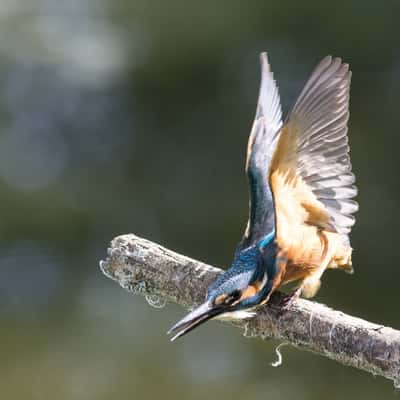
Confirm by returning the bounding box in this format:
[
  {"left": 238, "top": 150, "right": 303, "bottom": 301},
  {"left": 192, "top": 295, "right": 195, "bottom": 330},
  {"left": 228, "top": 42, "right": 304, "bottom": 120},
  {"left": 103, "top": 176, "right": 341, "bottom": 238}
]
[
  {"left": 270, "top": 56, "right": 358, "bottom": 246},
  {"left": 241, "top": 53, "right": 283, "bottom": 247}
]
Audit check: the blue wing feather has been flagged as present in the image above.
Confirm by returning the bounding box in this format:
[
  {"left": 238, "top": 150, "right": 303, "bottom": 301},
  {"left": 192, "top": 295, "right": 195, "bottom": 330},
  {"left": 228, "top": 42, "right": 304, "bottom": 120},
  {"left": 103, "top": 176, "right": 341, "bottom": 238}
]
[{"left": 240, "top": 53, "right": 282, "bottom": 248}]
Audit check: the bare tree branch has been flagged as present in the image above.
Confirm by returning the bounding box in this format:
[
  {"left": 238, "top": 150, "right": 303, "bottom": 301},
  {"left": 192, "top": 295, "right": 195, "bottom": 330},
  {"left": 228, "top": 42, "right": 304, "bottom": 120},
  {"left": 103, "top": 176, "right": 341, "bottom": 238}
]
[{"left": 100, "top": 234, "right": 400, "bottom": 386}]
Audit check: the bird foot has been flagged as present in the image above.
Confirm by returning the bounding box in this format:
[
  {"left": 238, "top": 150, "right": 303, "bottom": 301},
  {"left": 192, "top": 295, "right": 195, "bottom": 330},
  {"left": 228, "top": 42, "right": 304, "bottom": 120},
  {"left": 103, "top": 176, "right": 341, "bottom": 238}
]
[{"left": 275, "top": 288, "right": 302, "bottom": 316}]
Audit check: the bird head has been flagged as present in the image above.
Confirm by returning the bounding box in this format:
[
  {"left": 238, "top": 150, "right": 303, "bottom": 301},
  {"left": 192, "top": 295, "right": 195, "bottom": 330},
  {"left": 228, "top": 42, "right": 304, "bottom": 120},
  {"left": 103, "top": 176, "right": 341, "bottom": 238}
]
[{"left": 167, "top": 250, "right": 273, "bottom": 341}]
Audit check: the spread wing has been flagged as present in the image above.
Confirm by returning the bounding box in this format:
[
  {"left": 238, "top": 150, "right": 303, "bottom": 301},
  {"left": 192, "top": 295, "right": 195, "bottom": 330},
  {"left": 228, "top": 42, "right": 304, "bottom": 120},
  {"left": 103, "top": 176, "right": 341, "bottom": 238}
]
[
  {"left": 240, "top": 53, "right": 283, "bottom": 249},
  {"left": 269, "top": 56, "right": 358, "bottom": 250}
]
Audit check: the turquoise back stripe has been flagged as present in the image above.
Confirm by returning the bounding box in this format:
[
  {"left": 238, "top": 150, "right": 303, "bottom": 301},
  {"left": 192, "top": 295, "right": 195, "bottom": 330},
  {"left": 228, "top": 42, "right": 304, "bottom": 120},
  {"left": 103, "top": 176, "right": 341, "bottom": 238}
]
[{"left": 257, "top": 230, "right": 275, "bottom": 249}]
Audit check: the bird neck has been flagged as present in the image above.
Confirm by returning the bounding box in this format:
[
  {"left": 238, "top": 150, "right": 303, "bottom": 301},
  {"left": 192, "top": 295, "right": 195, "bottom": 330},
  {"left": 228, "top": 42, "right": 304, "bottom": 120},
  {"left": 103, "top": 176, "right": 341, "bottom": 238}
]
[
  {"left": 232, "top": 230, "right": 277, "bottom": 279},
  {"left": 240, "top": 233, "right": 278, "bottom": 307}
]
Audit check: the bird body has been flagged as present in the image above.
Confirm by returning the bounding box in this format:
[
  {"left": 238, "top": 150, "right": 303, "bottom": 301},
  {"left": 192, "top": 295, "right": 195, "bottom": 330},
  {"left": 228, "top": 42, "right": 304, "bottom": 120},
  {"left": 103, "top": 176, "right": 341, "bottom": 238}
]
[{"left": 168, "top": 53, "right": 358, "bottom": 341}]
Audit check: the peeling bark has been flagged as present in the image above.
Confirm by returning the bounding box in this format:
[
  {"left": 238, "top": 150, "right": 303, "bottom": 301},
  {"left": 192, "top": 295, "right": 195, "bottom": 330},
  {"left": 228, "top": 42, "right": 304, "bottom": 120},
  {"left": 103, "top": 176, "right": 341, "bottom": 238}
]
[{"left": 100, "top": 234, "right": 400, "bottom": 386}]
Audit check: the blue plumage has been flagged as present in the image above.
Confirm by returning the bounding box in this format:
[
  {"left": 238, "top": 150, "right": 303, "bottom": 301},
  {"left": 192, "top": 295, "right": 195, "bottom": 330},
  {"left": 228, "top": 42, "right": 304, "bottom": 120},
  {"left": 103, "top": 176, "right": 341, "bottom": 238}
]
[
  {"left": 208, "top": 231, "right": 277, "bottom": 298},
  {"left": 257, "top": 230, "right": 275, "bottom": 249}
]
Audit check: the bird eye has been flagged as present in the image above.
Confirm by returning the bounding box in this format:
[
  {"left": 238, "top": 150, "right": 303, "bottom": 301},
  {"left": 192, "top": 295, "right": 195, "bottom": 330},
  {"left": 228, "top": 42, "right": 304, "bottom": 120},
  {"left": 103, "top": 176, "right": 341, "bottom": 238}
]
[
  {"left": 214, "top": 290, "right": 242, "bottom": 306},
  {"left": 225, "top": 290, "right": 241, "bottom": 304}
]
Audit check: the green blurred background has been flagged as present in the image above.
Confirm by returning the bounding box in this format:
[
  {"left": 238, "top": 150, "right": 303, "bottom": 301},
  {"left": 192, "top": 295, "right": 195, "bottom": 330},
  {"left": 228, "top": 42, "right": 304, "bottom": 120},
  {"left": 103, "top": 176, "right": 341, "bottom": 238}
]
[{"left": 1, "top": 1, "right": 399, "bottom": 398}]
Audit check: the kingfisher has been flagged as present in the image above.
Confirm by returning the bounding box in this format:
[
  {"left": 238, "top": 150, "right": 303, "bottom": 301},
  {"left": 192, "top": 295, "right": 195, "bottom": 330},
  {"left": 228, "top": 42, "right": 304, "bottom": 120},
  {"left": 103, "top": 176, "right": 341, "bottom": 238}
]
[{"left": 168, "top": 53, "right": 358, "bottom": 341}]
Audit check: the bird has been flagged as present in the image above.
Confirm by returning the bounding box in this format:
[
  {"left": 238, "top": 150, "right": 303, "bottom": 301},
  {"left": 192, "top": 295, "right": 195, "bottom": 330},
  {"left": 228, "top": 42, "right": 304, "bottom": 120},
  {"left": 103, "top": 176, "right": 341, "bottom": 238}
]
[{"left": 168, "top": 53, "right": 358, "bottom": 341}]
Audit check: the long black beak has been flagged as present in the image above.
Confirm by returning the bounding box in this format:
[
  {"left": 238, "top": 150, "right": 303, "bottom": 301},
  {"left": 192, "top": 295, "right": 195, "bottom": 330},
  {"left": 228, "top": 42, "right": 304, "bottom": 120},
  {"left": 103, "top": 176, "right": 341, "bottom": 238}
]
[{"left": 167, "top": 301, "right": 226, "bottom": 342}]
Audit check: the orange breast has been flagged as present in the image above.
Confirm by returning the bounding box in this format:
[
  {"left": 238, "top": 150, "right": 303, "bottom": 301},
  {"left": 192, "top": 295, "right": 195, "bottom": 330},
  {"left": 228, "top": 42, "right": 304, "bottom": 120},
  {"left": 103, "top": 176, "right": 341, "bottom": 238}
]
[{"left": 268, "top": 125, "right": 353, "bottom": 294}]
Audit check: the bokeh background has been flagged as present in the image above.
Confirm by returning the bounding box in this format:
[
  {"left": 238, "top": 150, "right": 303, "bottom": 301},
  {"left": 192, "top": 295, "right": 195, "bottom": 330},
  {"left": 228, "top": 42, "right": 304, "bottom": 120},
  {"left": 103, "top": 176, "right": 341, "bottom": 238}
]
[{"left": 1, "top": 1, "right": 400, "bottom": 399}]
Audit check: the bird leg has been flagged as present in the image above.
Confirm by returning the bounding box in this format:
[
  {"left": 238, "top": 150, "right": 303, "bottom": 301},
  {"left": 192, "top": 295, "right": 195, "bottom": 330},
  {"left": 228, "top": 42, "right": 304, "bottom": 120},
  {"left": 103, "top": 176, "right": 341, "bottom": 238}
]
[
  {"left": 267, "top": 287, "right": 302, "bottom": 316},
  {"left": 278, "top": 287, "right": 302, "bottom": 310}
]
